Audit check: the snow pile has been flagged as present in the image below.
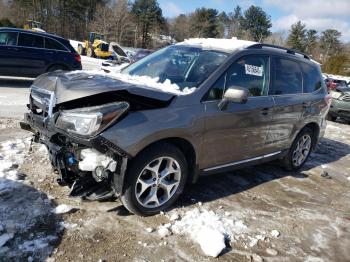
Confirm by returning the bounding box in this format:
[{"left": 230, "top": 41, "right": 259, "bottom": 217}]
[
  {"left": 81, "top": 56, "right": 103, "bottom": 71},
  {"left": 0, "top": 138, "right": 61, "bottom": 260},
  {"left": 196, "top": 227, "right": 226, "bottom": 257},
  {"left": 53, "top": 204, "right": 75, "bottom": 214},
  {"left": 178, "top": 37, "right": 256, "bottom": 53},
  {"left": 0, "top": 138, "right": 30, "bottom": 186},
  {"left": 66, "top": 70, "right": 195, "bottom": 95},
  {"left": 69, "top": 39, "right": 84, "bottom": 52},
  {"left": 169, "top": 208, "right": 248, "bottom": 257},
  {"left": 0, "top": 233, "right": 14, "bottom": 247}
]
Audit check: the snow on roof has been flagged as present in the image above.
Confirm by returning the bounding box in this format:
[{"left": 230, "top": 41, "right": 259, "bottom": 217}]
[{"left": 177, "top": 37, "right": 257, "bottom": 53}]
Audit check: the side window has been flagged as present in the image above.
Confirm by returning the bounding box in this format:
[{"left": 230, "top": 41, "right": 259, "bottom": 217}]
[
  {"left": 0, "top": 32, "right": 18, "bottom": 46},
  {"left": 18, "top": 33, "right": 44, "bottom": 48},
  {"left": 271, "top": 58, "right": 302, "bottom": 95},
  {"left": 45, "top": 38, "right": 66, "bottom": 51},
  {"left": 300, "top": 63, "right": 323, "bottom": 93},
  {"left": 225, "top": 55, "right": 270, "bottom": 96},
  {"left": 205, "top": 74, "right": 226, "bottom": 101}
]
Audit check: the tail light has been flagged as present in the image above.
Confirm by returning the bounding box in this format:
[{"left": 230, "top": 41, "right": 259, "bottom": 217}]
[
  {"left": 74, "top": 54, "right": 81, "bottom": 62},
  {"left": 324, "top": 94, "right": 332, "bottom": 108}
]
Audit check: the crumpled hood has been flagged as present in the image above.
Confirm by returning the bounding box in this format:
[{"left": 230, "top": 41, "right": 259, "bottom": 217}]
[{"left": 32, "top": 71, "right": 176, "bottom": 104}]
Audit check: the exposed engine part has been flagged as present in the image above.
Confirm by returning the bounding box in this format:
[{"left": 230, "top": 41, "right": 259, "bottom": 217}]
[
  {"left": 69, "top": 174, "right": 115, "bottom": 201},
  {"left": 78, "top": 148, "right": 117, "bottom": 182}
]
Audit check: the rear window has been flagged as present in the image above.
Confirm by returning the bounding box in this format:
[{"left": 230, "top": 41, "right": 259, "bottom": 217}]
[
  {"left": 45, "top": 37, "right": 67, "bottom": 51},
  {"left": 0, "top": 32, "right": 18, "bottom": 46},
  {"left": 18, "top": 33, "right": 44, "bottom": 48},
  {"left": 113, "top": 44, "right": 127, "bottom": 57},
  {"left": 270, "top": 58, "right": 302, "bottom": 95},
  {"left": 300, "top": 63, "right": 323, "bottom": 93}
]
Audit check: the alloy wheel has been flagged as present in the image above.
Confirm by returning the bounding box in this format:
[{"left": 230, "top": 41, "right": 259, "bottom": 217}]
[
  {"left": 135, "top": 157, "right": 181, "bottom": 208},
  {"left": 292, "top": 134, "right": 312, "bottom": 167}
]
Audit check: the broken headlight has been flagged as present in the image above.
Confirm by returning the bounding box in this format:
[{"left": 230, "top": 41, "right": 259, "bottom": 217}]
[{"left": 55, "top": 102, "right": 129, "bottom": 137}]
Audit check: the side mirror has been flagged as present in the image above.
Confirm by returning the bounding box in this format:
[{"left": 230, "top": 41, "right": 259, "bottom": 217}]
[{"left": 218, "top": 87, "right": 248, "bottom": 110}]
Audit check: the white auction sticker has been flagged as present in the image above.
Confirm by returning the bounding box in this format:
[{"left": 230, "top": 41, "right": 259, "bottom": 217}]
[{"left": 245, "top": 64, "right": 263, "bottom": 76}]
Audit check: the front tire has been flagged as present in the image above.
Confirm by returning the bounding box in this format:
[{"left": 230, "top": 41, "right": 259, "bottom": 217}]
[
  {"left": 282, "top": 127, "right": 314, "bottom": 171},
  {"left": 326, "top": 114, "right": 337, "bottom": 121},
  {"left": 120, "top": 143, "right": 188, "bottom": 216}
]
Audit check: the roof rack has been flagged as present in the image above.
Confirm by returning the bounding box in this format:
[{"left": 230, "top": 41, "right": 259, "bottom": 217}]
[{"left": 247, "top": 43, "right": 310, "bottom": 60}]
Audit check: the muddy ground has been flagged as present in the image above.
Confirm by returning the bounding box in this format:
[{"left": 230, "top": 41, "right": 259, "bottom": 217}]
[{"left": 0, "top": 117, "right": 349, "bottom": 262}]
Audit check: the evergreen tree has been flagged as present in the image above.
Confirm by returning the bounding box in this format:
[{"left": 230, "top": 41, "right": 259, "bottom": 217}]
[
  {"left": 320, "top": 29, "right": 342, "bottom": 59},
  {"left": 240, "top": 6, "right": 271, "bottom": 42},
  {"left": 131, "top": 0, "right": 165, "bottom": 48},
  {"left": 190, "top": 8, "right": 220, "bottom": 38},
  {"left": 287, "top": 21, "right": 307, "bottom": 52},
  {"left": 305, "top": 29, "right": 318, "bottom": 53}
]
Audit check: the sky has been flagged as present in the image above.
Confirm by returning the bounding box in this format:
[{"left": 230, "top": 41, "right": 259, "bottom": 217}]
[{"left": 158, "top": 0, "right": 350, "bottom": 42}]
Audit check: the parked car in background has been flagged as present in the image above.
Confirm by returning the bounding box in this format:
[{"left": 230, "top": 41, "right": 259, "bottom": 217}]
[
  {"left": 109, "top": 42, "right": 130, "bottom": 64},
  {"left": 325, "top": 78, "right": 348, "bottom": 90},
  {"left": 21, "top": 40, "right": 330, "bottom": 216},
  {"left": 130, "top": 49, "right": 153, "bottom": 63},
  {"left": 328, "top": 86, "right": 350, "bottom": 123},
  {"left": 0, "top": 27, "right": 81, "bottom": 78}
]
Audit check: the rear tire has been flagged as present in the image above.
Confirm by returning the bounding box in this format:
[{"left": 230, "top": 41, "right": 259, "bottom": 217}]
[
  {"left": 282, "top": 127, "right": 314, "bottom": 171},
  {"left": 120, "top": 143, "right": 188, "bottom": 216}
]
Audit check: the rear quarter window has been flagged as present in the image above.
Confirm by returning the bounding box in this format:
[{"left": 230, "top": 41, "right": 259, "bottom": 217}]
[
  {"left": 300, "top": 63, "right": 323, "bottom": 93},
  {"left": 270, "top": 58, "right": 302, "bottom": 95},
  {"left": 45, "top": 37, "right": 67, "bottom": 51},
  {"left": 18, "top": 33, "right": 44, "bottom": 48}
]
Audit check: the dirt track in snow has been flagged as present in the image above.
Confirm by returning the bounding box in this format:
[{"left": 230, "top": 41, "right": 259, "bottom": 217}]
[{"left": 0, "top": 117, "right": 349, "bottom": 262}]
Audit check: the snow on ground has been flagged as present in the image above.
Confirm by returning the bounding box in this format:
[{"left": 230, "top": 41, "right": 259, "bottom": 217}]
[
  {"left": 0, "top": 138, "right": 62, "bottom": 261},
  {"left": 81, "top": 56, "right": 103, "bottom": 71},
  {"left": 69, "top": 40, "right": 83, "bottom": 52},
  {"left": 168, "top": 208, "right": 248, "bottom": 257}
]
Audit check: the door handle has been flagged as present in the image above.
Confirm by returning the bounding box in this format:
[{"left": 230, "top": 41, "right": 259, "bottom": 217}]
[
  {"left": 8, "top": 47, "right": 18, "bottom": 51},
  {"left": 261, "top": 108, "right": 269, "bottom": 115}
]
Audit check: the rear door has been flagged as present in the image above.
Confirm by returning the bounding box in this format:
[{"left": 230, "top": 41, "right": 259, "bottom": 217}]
[
  {"left": 17, "top": 32, "right": 47, "bottom": 77},
  {"left": 268, "top": 57, "right": 305, "bottom": 150},
  {"left": 0, "top": 31, "right": 19, "bottom": 76},
  {"left": 201, "top": 54, "right": 275, "bottom": 170}
]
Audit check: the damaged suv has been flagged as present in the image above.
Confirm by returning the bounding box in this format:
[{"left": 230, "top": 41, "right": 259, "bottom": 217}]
[{"left": 21, "top": 39, "right": 330, "bottom": 216}]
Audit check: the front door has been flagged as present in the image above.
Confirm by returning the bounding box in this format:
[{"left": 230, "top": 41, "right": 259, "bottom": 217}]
[
  {"left": 16, "top": 32, "right": 47, "bottom": 77},
  {"left": 201, "top": 54, "right": 275, "bottom": 170},
  {"left": 0, "top": 31, "right": 20, "bottom": 76}
]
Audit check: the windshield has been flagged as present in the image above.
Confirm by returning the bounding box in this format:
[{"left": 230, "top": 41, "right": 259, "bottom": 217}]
[{"left": 122, "top": 45, "right": 228, "bottom": 90}]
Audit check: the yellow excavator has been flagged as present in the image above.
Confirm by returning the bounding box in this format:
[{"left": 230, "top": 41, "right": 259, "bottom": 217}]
[
  {"left": 23, "top": 20, "right": 45, "bottom": 32},
  {"left": 77, "top": 32, "right": 112, "bottom": 59}
]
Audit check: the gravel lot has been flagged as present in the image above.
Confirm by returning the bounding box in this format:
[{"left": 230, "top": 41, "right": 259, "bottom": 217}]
[{"left": 0, "top": 115, "right": 349, "bottom": 262}]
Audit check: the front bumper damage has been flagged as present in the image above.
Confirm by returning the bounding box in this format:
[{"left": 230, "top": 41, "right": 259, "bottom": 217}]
[{"left": 21, "top": 109, "right": 129, "bottom": 201}]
